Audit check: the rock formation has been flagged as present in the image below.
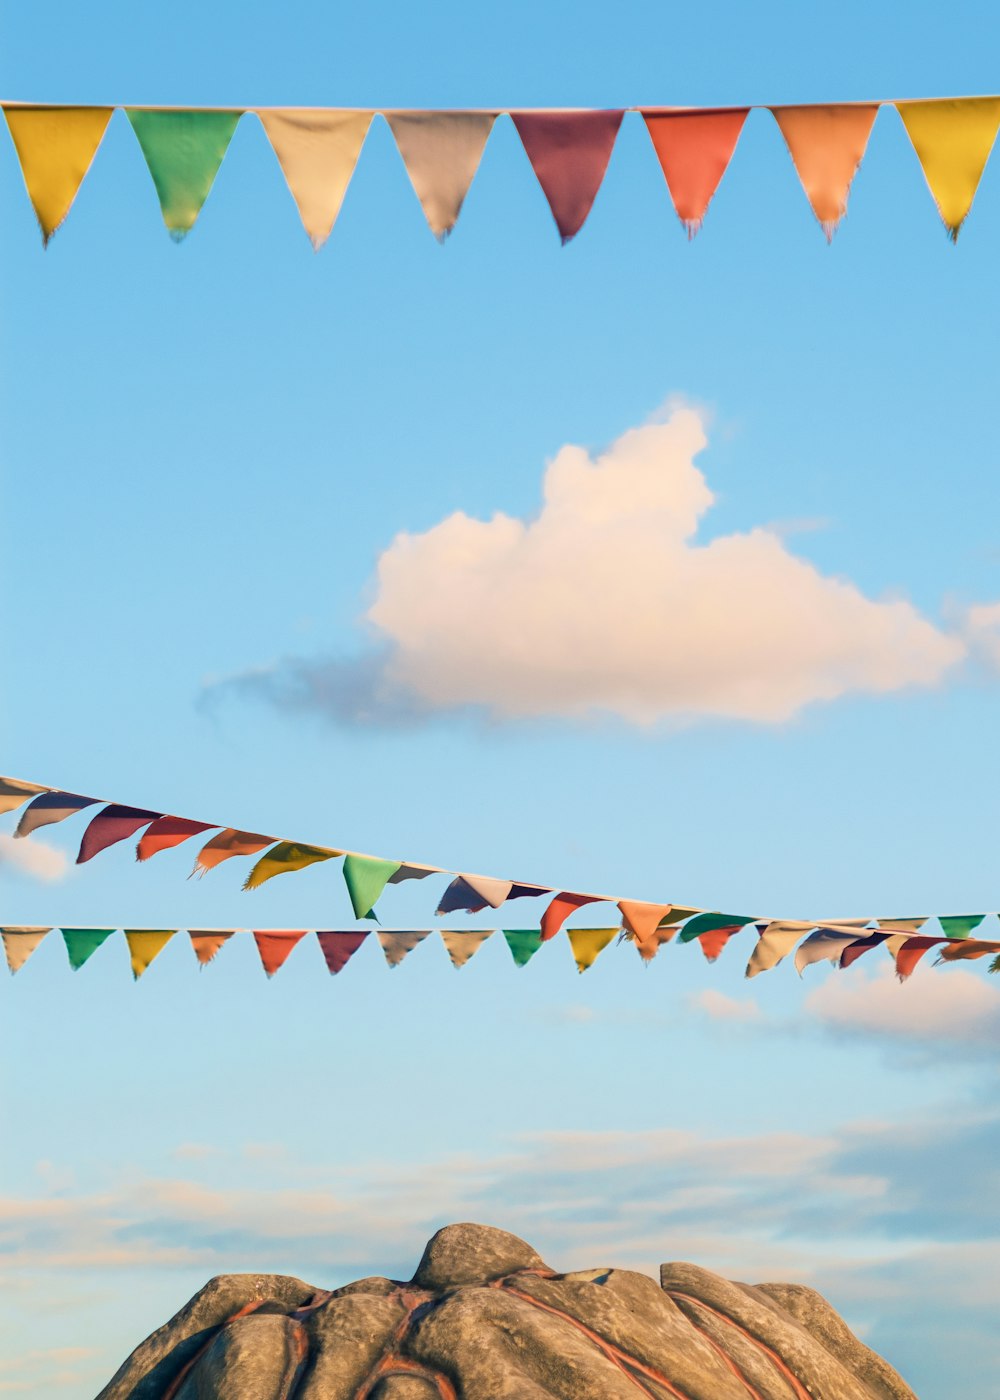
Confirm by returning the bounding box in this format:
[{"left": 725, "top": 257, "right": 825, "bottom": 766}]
[{"left": 96, "top": 1222, "right": 916, "bottom": 1399}]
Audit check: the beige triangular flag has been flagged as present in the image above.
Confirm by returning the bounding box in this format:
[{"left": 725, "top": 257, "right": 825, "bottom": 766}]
[
  {"left": 258, "top": 109, "right": 372, "bottom": 249},
  {"left": 3, "top": 106, "right": 113, "bottom": 244},
  {"left": 440, "top": 928, "right": 494, "bottom": 968},
  {"left": 386, "top": 111, "right": 496, "bottom": 239},
  {"left": 0, "top": 776, "right": 47, "bottom": 814},
  {"left": 567, "top": 927, "right": 618, "bottom": 973},
  {"left": 2, "top": 927, "right": 51, "bottom": 973},
  {"left": 746, "top": 921, "right": 816, "bottom": 979},
  {"left": 377, "top": 929, "right": 430, "bottom": 968},
  {"left": 794, "top": 929, "right": 866, "bottom": 974},
  {"left": 124, "top": 930, "right": 176, "bottom": 980}
]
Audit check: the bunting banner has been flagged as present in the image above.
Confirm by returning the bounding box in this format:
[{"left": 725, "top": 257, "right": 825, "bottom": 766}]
[
  {"left": 4, "top": 774, "right": 999, "bottom": 962},
  {"left": 4, "top": 98, "right": 997, "bottom": 247}
]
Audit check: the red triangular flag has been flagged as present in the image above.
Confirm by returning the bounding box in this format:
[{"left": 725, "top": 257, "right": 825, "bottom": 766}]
[
  {"left": 511, "top": 110, "right": 624, "bottom": 242},
  {"left": 540, "top": 891, "right": 602, "bottom": 942},
  {"left": 252, "top": 929, "right": 308, "bottom": 978},
  {"left": 137, "top": 815, "right": 215, "bottom": 861},
  {"left": 642, "top": 108, "right": 748, "bottom": 235}
]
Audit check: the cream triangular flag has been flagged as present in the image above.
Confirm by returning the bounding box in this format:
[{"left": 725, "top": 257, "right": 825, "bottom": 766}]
[
  {"left": 258, "top": 109, "right": 372, "bottom": 249},
  {"left": 2, "top": 927, "right": 51, "bottom": 973},
  {"left": 440, "top": 928, "right": 494, "bottom": 968},
  {"left": 386, "top": 111, "right": 495, "bottom": 239},
  {"left": 746, "top": 921, "right": 815, "bottom": 979}
]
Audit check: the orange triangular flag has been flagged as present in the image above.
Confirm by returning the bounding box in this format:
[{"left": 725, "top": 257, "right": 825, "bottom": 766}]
[
  {"left": 258, "top": 109, "right": 372, "bottom": 249},
  {"left": 771, "top": 104, "right": 878, "bottom": 239},
  {"left": 124, "top": 930, "right": 175, "bottom": 980},
  {"left": 192, "top": 828, "right": 275, "bottom": 875},
  {"left": 188, "top": 930, "right": 235, "bottom": 967},
  {"left": 618, "top": 901, "right": 677, "bottom": 960},
  {"left": 3, "top": 105, "right": 112, "bottom": 244},
  {"left": 642, "top": 108, "right": 748, "bottom": 236},
  {"left": 897, "top": 97, "right": 1000, "bottom": 239},
  {"left": 386, "top": 111, "right": 496, "bottom": 239},
  {"left": 252, "top": 929, "right": 308, "bottom": 977}
]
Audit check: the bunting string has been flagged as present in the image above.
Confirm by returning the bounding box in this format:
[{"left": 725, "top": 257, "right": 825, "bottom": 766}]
[
  {"left": 3, "top": 97, "right": 999, "bottom": 246},
  {"left": 2, "top": 775, "right": 997, "bottom": 968}
]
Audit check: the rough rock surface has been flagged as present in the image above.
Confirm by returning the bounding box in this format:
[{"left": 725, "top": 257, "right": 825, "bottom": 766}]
[{"left": 96, "top": 1222, "right": 917, "bottom": 1400}]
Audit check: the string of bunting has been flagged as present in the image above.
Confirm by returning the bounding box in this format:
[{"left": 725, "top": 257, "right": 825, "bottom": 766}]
[
  {"left": 3, "top": 775, "right": 998, "bottom": 977},
  {"left": 3, "top": 97, "right": 999, "bottom": 247}
]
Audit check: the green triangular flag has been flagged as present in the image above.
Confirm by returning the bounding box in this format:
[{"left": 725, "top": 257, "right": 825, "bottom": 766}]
[
  {"left": 503, "top": 929, "right": 543, "bottom": 968},
  {"left": 126, "top": 109, "right": 241, "bottom": 239},
  {"left": 938, "top": 914, "right": 986, "bottom": 939},
  {"left": 677, "top": 912, "right": 755, "bottom": 943},
  {"left": 61, "top": 928, "right": 114, "bottom": 971},
  {"left": 343, "top": 854, "right": 402, "bottom": 921}
]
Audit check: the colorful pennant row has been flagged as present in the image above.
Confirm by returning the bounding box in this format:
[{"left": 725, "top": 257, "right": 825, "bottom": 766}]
[
  {"left": 3, "top": 97, "right": 1000, "bottom": 248},
  {"left": 5, "top": 923, "right": 999, "bottom": 981},
  {"left": 3, "top": 775, "right": 999, "bottom": 965}
]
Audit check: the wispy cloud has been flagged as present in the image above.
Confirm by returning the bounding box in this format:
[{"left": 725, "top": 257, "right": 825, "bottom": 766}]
[
  {"left": 0, "top": 834, "right": 69, "bottom": 883},
  {"left": 804, "top": 961, "right": 1000, "bottom": 1048},
  {"left": 687, "top": 988, "right": 762, "bottom": 1022}
]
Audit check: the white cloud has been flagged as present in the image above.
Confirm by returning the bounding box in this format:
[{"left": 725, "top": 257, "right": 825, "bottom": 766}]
[
  {"left": 805, "top": 960, "right": 1000, "bottom": 1046},
  {"left": 962, "top": 601, "right": 1000, "bottom": 670},
  {"left": 688, "top": 988, "right": 762, "bottom": 1022},
  {"left": 0, "top": 834, "right": 68, "bottom": 882}
]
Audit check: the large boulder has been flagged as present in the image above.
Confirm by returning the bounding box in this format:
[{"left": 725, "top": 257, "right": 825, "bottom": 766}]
[{"left": 97, "top": 1222, "right": 916, "bottom": 1399}]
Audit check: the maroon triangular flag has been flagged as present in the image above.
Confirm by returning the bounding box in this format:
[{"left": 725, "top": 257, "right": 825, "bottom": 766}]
[
  {"left": 511, "top": 110, "right": 624, "bottom": 242},
  {"left": 77, "top": 804, "right": 161, "bottom": 864},
  {"left": 317, "top": 930, "right": 369, "bottom": 974}
]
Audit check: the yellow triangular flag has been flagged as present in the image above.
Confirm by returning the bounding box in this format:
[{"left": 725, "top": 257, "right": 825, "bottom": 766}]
[
  {"left": 2, "top": 927, "right": 51, "bottom": 973},
  {"left": 440, "top": 928, "right": 494, "bottom": 968},
  {"left": 3, "top": 106, "right": 113, "bottom": 244},
  {"left": 567, "top": 927, "right": 618, "bottom": 973},
  {"left": 243, "top": 842, "right": 341, "bottom": 890},
  {"left": 897, "top": 97, "right": 1000, "bottom": 238},
  {"left": 258, "top": 109, "right": 371, "bottom": 249},
  {"left": 385, "top": 111, "right": 496, "bottom": 239},
  {"left": 124, "top": 929, "right": 175, "bottom": 980}
]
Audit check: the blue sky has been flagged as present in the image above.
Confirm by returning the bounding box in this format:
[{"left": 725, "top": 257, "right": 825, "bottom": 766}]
[{"left": 2, "top": 2, "right": 1000, "bottom": 1396}]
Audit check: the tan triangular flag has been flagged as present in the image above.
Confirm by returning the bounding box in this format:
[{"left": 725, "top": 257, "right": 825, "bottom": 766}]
[
  {"left": 3, "top": 106, "right": 113, "bottom": 244},
  {"left": 124, "top": 930, "right": 176, "bottom": 980},
  {"left": 897, "top": 97, "right": 1000, "bottom": 238},
  {"left": 386, "top": 111, "right": 496, "bottom": 239},
  {"left": 0, "top": 776, "right": 48, "bottom": 814},
  {"left": 2, "top": 927, "right": 51, "bottom": 973},
  {"left": 746, "top": 921, "right": 815, "bottom": 979},
  {"left": 377, "top": 929, "right": 430, "bottom": 968},
  {"left": 258, "top": 109, "right": 372, "bottom": 249},
  {"left": 440, "top": 928, "right": 494, "bottom": 968},
  {"left": 567, "top": 927, "right": 618, "bottom": 973}
]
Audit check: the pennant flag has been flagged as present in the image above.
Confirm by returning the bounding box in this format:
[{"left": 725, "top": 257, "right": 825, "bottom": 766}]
[
  {"left": 252, "top": 929, "right": 308, "bottom": 977},
  {"left": 386, "top": 111, "right": 496, "bottom": 239},
  {"left": 61, "top": 928, "right": 114, "bottom": 971},
  {"left": 897, "top": 97, "right": 1000, "bottom": 238},
  {"left": 2, "top": 927, "right": 51, "bottom": 974},
  {"left": 642, "top": 108, "right": 748, "bottom": 235},
  {"left": 342, "top": 853, "right": 401, "bottom": 920},
  {"left": 3, "top": 105, "right": 113, "bottom": 244},
  {"left": 258, "top": 108, "right": 371, "bottom": 249},
  {"left": 15, "top": 790, "right": 98, "bottom": 837},
  {"left": 193, "top": 827, "right": 275, "bottom": 875},
  {"left": 840, "top": 933, "right": 889, "bottom": 969},
  {"left": 188, "top": 930, "right": 234, "bottom": 967},
  {"left": 619, "top": 901, "right": 679, "bottom": 960},
  {"left": 677, "top": 912, "right": 755, "bottom": 943},
  {"left": 511, "top": 110, "right": 624, "bottom": 242},
  {"left": 770, "top": 104, "right": 878, "bottom": 238},
  {"left": 77, "top": 805, "right": 161, "bottom": 864},
  {"left": 436, "top": 876, "right": 545, "bottom": 915},
  {"left": 126, "top": 108, "right": 241, "bottom": 239},
  {"left": 894, "top": 936, "right": 946, "bottom": 981},
  {"left": 541, "top": 892, "right": 603, "bottom": 942},
  {"left": 440, "top": 929, "right": 494, "bottom": 969},
  {"left": 697, "top": 928, "right": 742, "bottom": 963},
  {"left": 377, "top": 929, "right": 430, "bottom": 968},
  {"left": 503, "top": 929, "right": 544, "bottom": 968},
  {"left": 243, "top": 842, "right": 340, "bottom": 890},
  {"left": 124, "top": 929, "right": 175, "bottom": 980},
  {"left": 388, "top": 862, "right": 438, "bottom": 884},
  {"left": 794, "top": 928, "right": 868, "bottom": 974},
  {"left": 317, "top": 930, "right": 369, "bottom": 974},
  {"left": 938, "top": 914, "right": 986, "bottom": 939},
  {"left": 136, "top": 815, "right": 215, "bottom": 862},
  {"left": 0, "top": 776, "right": 47, "bottom": 814},
  {"left": 567, "top": 926, "right": 617, "bottom": 973},
  {"left": 877, "top": 918, "right": 928, "bottom": 934},
  {"left": 746, "top": 921, "right": 815, "bottom": 978},
  {"left": 937, "top": 939, "right": 1000, "bottom": 963}
]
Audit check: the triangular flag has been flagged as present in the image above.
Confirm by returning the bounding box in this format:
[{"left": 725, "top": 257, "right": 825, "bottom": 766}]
[
  {"left": 15, "top": 790, "right": 98, "bottom": 837},
  {"left": 258, "top": 109, "right": 371, "bottom": 249},
  {"left": 388, "top": 862, "right": 438, "bottom": 884},
  {"left": 2, "top": 927, "right": 51, "bottom": 974},
  {"left": 126, "top": 108, "right": 242, "bottom": 239},
  {"left": 192, "top": 828, "right": 274, "bottom": 875},
  {"left": 541, "top": 891, "right": 604, "bottom": 942},
  {"left": 342, "top": 854, "right": 402, "bottom": 920},
  {"left": 746, "top": 921, "right": 815, "bottom": 978},
  {"left": 697, "top": 928, "right": 742, "bottom": 963},
  {"left": 316, "top": 930, "right": 369, "bottom": 974},
  {"left": 377, "top": 929, "right": 429, "bottom": 968},
  {"left": 937, "top": 939, "right": 1000, "bottom": 963},
  {"left": 840, "top": 933, "right": 889, "bottom": 969},
  {"left": 61, "top": 928, "right": 114, "bottom": 971},
  {"left": 895, "top": 935, "right": 946, "bottom": 981},
  {"left": 567, "top": 926, "right": 617, "bottom": 973},
  {"left": 678, "top": 912, "right": 756, "bottom": 943},
  {"left": 386, "top": 111, "right": 495, "bottom": 239},
  {"left": 877, "top": 918, "right": 928, "bottom": 934},
  {"left": 0, "top": 776, "right": 47, "bottom": 814},
  {"left": 3, "top": 105, "right": 113, "bottom": 244},
  {"left": 124, "top": 930, "right": 175, "bottom": 980},
  {"left": 511, "top": 110, "right": 624, "bottom": 242},
  {"left": 897, "top": 97, "right": 1000, "bottom": 238},
  {"left": 436, "top": 875, "right": 545, "bottom": 915},
  {"left": 137, "top": 815, "right": 215, "bottom": 861},
  {"left": 243, "top": 842, "right": 340, "bottom": 890},
  {"left": 770, "top": 104, "right": 878, "bottom": 239},
  {"left": 642, "top": 108, "right": 748, "bottom": 235},
  {"left": 938, "top": 914, "right": 986, "bottom": 939},
  {"left": 440, "top": 929, "right": 494, "bottom": 968},
  {"left": 252, "top": 929, "right": 308, "bottom": 977},
  {"left": 794, "top": 928, "right": 868, "bottom": 974},
  {"left": 188, "top": 930, "right": 234, "bottom": 967},
  {"left": 503, "top": 929, "right": 544, "bottom": 968},
  {"left": 618, "top": 901, "right": 676, "bottom": 960},
  {"left": 77, "top": 805, "right": 161, "bottom": 864}
]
